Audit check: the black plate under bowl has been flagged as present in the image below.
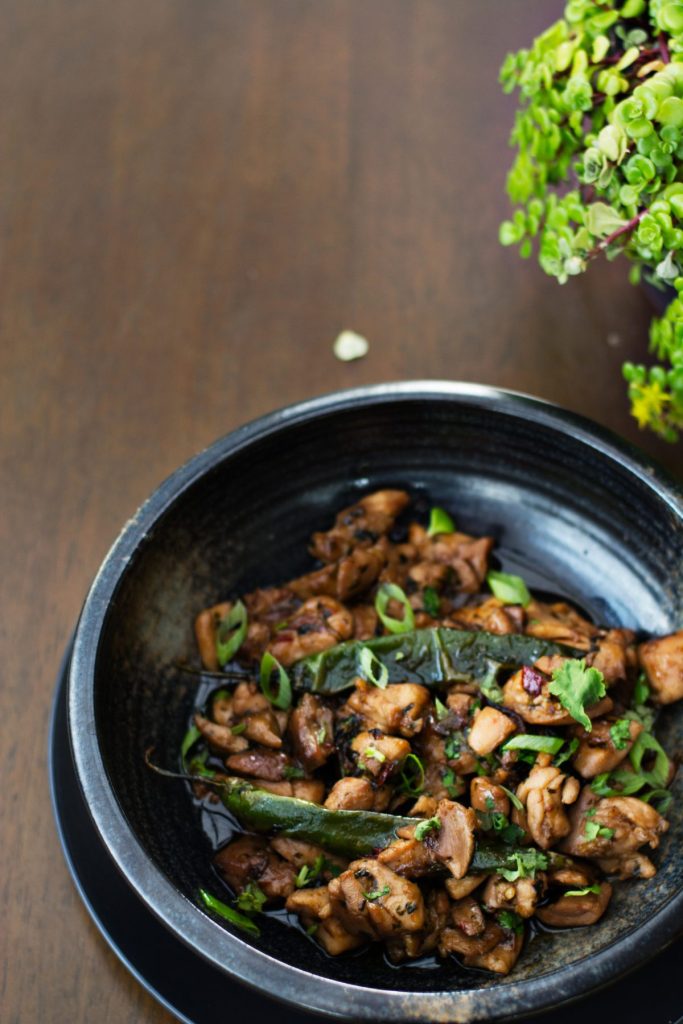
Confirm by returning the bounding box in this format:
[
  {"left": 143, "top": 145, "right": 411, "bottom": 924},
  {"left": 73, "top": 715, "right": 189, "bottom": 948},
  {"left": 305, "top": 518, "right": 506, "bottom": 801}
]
[{"left": 66, "top": 382, "right": 683, "bottom": 1022}]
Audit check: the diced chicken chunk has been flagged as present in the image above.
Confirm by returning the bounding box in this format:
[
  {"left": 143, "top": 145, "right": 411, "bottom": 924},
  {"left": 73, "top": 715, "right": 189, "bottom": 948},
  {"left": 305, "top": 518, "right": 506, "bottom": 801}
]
[
  {"left": 639, "top": 631, "right": 683, "bottom": 705},
  {"left": 214, "top": 836, "right": 295, "bottom": 901},
  {"left": 193, "top": 712, "right": 249, "bottom": 755},
  {"left": 351, "top": 730, "right": 411, "bottom": 778},
  {"left": 536, "top": 883, "right": 612, "bottom": 927},
  {"left": 309, "top": 490, "right": 411, "bottom": 563},
  {"left": 288, "top": 693, "right": 335, "bottom": 771},
  {"left": 516, "top": 765, "right": 580, "bottom": 850},
  {"left": 467, "top": 706, "right": 517, "bottom": 755},
  {"left": 342, "top": 680, "right": 431, "bottom": 737},
  {"left": 572, "top": 718, "right": 642, "bottom": 779},
  {"left": 328, "top": 860, "right": 424, "bottom": 939},
  {"left": 267, "top": 596, "right": 354, "bottom": 665},
  {"left": 561, "top": 796, "right": 669, "bottom": 860}
]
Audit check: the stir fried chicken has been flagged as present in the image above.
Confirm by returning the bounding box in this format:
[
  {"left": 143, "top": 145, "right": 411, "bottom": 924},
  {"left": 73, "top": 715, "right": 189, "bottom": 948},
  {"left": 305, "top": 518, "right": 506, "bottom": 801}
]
[{"left": 181, "top": 490, "right": 680, "bottom": 980}]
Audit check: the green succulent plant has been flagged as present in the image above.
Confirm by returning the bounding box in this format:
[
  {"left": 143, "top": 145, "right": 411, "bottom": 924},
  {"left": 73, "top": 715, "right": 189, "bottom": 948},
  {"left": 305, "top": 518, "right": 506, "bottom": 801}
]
[{"left": 500, "top": 0, "right": 683, "bottom": 441}]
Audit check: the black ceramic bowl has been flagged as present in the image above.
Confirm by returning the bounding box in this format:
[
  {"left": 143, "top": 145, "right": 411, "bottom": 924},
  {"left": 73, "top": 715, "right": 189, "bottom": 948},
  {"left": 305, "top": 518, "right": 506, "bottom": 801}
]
[{"left": 68, "top": 382, "right": 683, "bottom": 1023}]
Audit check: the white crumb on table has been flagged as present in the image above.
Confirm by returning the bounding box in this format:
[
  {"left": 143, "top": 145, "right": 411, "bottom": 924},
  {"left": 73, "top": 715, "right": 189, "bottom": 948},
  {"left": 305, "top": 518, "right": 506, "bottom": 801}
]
[{"left": 333, "top": 330, "right": 369, "bottom": 361}]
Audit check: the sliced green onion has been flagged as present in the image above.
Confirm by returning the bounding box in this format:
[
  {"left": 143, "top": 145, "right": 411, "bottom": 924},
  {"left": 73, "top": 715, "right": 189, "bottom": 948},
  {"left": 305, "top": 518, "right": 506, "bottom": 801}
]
[
  {"left": 259, "top": 652, "right": 292, "bottom": 709},
  {"left": 502, "top": 734, "right": 564, "bottom": 754},
  {"left": 630, "top": 732, "right": 670, "bottom": 788},
  {"left": 358, "top": 644, "right": 389, "bottom": 689},
  {"left": 364, "top": 885, "right": 391, "bottom": 901},
  {"left": 564, "top": 883, "right": 601, "bottom": 897},
  {"left": 199, "top": 889, "right": 260, "bottom": 936},
  {"left": 633, "top": 673, "right": 650, "bottom": 706},
  {"left": 399, "top": 753, "right": 425, "bottom": 796},
  {"left": 486, "top": 570, "right": 531, "bottom": 608},
  {"left": 216, "top": 600, "right": 248, "bottom": 667},
  {"left": 591, "top": 769, "right": 647, "bottom": 798},
  {"left": 640, "top": 788, "right": 672, "bottom": 813},
  {"left": 362, "top": 745, "right": 386, "bottom": 764},
  {"left": 553, "top": 737, "right": 579, "bottom": 767},
  {"left": 181, "top": 724, "right": 202, "bottom": 767},
  {"left": 427, "top": 507, "right": 455, "bottom": 536},
  {"left": 374, "top": 583, "right": 415, "bottom": 634},
  {"left": 499, "top": 784, "right": 524, "bottom": 811},
  {"left": 231, "top": 722, "right": 247, "bottom": 735}
]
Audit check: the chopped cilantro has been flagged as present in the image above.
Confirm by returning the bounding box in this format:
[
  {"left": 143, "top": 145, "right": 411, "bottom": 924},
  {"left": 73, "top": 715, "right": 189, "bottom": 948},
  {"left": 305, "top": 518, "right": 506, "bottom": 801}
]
[
  {"left": 609, "top": 718, "right": 632, "bottom": 751},
  {"left": 630, "top": 732, "right": 670, "bottom": 788},
  {"left": 547, "top": 659, "right": 606, "bottom": 732},
  {"left": 364, "top": 885, "right": 391, "bottom": 901},
  {"left": 415, "top": 816, "right": 441, "bottom": 841},
  {"left": 295, "top": 855, "right": 325, "bottom": 889},
  {"left": 282, "top": 764, "right": 306, "bottom": 779},
  {"left": 441, "top": 767, "right": 463, "bottom": 798},
  {"left": 423, "top": 586, "right": 441, "bottom": 617},
  {"left": 444, "top": 733, "right": 462, "bottom": 760},
  {"left": 584, "top": 820, "right": 615, "bottom": 841},
  {"left": 235, "top": 882, "right": 267, "bottom": 914},
  {"left": 498, "top": 910, "right": 524, "bottom": 934},
  {"left": 498, "top": 848, "right": 548, "bottom": 882}
]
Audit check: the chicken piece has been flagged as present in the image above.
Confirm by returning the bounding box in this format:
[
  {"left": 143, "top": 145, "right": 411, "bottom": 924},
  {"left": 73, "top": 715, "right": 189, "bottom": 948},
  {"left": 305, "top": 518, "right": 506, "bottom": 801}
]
[
  {"left": 386, "top": 888, "right": 450, "bottom": 962},
  {"left": 267, "top": 596, "right": 354, "bottom": 666},
  {"left": 638, "top": 630, "right": 683, "bottom": 704},
  {"left": 572, "top": 717, "right": 642, "bottom": 779},
  {"left": 243, "top": 586, "right": 301, "bottom": 624},
  {"left": 515, "top": 765, "right": 580, "bottom": 850},
  {"left": 225, "top": 748, "right": 295, "bottom": 781},
  {"left": 309, "top": 490, "right": 411, "bottom": 563},
  {"left": 444, "top": 875, "right": 485, "bottom": 901},
  {"left": 561, "top": 795, "right": 669, "bottom": 860},
  {"left": 378, "top": 538, "right": 419, "bottom": 589},
  {"left": 408, "top": 794, "right": 439, "bottom": 817},
  {"left": 426, "top": 799, "right": 476, "bottom": 879},
  {"left": 324, "top": 776, "right": 375, "bottom": 810},
  {"left": 377, "top": 836, "right": 434, "bottom": 877},
  {"left": 211, "top": 693, "right": 235, "bottom": 726},
  {"left": 446, "top": 691, "right": 477, "bottom": 721},
  {"left": 452, "top": 597, "right": 524, "bottom": 636},
  {"left": 524, "top": 600, "right": 598, "bottom": 650},
  {"left": 595, "top": 852, "right": 657, "bottom": 880},
  {"left": 467, "top": 706, "right": 517, "bottom": 755},
  {"left": 588, "top": 629, "right": 637, "bottom": 685},
  {"left": 451, "top": 896, "right": 486, "bottom": 936},
  {"left": 352, "top": 604, "right": 379, "bottom": 641},
  {"left": 470, "top": 777, "right": 511, "bottom": 816},
  {"left": 286, "top": 886, "right": 364, "bottom": 954},
  {"left": 232, "top": 681, "right": 271, "bottom": 717},
  {"left": 214, "top": 835, "right": 296, "bottom": 901},
  {"left": 351, "top": 730, "right": 411, "bottom": 778},
  {"left": 194, "top": 601, "right": 231, "bottom": 671},
  {"left": 536, "top": 883, "right": 612, "bottom": 927},
  {"left": 465, "top": 930, "right": 524, "bottom": 974},
  {"left": 328, "top": 860, "right": 424, "bottom": 939},
  {"left": 439, "top": 918, "right": 503, "bottom": 959},
  {"left": 288, "top": 693, "right": 335, "bottom": 771},
  {"left": 482, "top": 874, "right": 544, "bottom": 919},
  {"left": 336, "top": 545, "right": 387, "bottom": 601},
  {"left": 503, "top": 667, "right": 613, "bottom": 726},
  {"left": 408, "top": 559, "right": 452, "bottom": 592},
  {"left": 249, "top": 778, "right": 325, "bottom": 802},
  {"left": 408, "top": 525, "right": 494, "bottom": 593},
  {"left": 192, "top": 710, "right": 249, "bottom": 755},
  {"left": 270, "top": 837, "right": 346, "bottom": 877},
  {"left": 242, "top": 708, "right": 283, "bottom": 750},
  {"left": 548, "top": 863, "right": 595, "bottom": 889},
  {"left": 341, "top": 680, "right": 431, "bottom": 738}
]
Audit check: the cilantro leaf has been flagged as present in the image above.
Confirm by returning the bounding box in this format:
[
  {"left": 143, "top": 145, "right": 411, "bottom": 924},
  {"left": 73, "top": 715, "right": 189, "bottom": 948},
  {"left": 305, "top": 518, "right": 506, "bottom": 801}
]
[
  {"left": 415, "top": 816, "right": 441, "bottom": 841},
  {"left": 236, "top": 882, "right": 267, "bottom": 913},
  {"left": 548, "top": 659, "right": 606, "bottom": 731},
  {"left": 584, "top": 820, "right": 615, "bottom": 841},
  {"left": 498, "top": 910, "right": 524, "bottom": 934},
  {"left": 498, "top": 848, "right": 548, "bottom": 881},
  {"left": 423, "top": 586, "right": 441, "bottom": 617},
  {"left": 564, "top": 883, "right": 601, "bottom": 897},
  {"left": 364, "top": 885, "right": 391, "bottom": 901},
  {"left": 609, "top": 718, "right": 632, "bottom": 751}
]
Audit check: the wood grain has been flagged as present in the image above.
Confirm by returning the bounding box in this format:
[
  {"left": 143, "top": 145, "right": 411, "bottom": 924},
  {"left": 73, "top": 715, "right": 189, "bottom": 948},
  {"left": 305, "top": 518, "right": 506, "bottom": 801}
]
[{"left": 1, "top": 2, "right": 680, "bottom": 1021}]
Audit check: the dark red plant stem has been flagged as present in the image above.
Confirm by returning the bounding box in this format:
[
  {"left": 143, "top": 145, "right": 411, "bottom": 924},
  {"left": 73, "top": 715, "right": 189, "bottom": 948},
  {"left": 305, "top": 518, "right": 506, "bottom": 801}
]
[
  {"left": 588, "top": 209, "right": 648, "bottom": 260},
  {"left": 659, "top": 33, "right": 671, "bottom": 65}
]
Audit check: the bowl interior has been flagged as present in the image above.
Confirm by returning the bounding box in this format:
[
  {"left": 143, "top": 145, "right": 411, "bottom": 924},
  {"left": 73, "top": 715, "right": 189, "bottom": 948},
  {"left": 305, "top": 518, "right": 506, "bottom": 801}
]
[{"left": 84, "top": 390, "right": 683, "bottom": 1007}]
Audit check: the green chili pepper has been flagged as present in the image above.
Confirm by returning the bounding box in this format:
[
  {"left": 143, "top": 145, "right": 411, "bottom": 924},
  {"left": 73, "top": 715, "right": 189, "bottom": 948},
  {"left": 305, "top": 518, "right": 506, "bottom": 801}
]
[{"left": 291, "top": 627, "right": 578, "bottom": 694}]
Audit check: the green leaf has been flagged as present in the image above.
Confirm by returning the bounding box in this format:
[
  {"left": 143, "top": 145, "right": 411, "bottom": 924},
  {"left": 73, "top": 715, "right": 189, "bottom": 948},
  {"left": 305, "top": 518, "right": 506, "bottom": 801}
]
[
  {"left": 503, "top": 734, "right": 564, "bottom": 754},
  {"left": 375, "top": 583, "right": 415, "bottom": 634},
  {"left": 259, "top": 651, "right": 292, "bottom": 709},
  {"left": 216, "top": 600, "right": 248, "bottom": 667},
  {"left": 199, "top": 889, "right": 261, "bottom": 936},
  {"left": 584, "top": 820, "right": 614, "bottom": 841},
  {"left": 586, "top": 202, "right": 629, "bottom": 239},
  {"left": 415, "top": 816, "right": 441, "bottom": 841},
  {"left": 498, "top": 910, "right": 524, "bottom": 934},
  {"left": 427, "top": 507, "right": 455, "bottom": 536},
  {"left": 553, "top": 737, "right": 579, "bottom": 767},
  {"left": 399, "top": 753, "right": 426, "bottom": 796},
  {"left": 486, "top": 570, "right": 531, "bottom": 607},
  {"left": 548, "top": 659, "right": 606, "bottom": 731},
  {"left": 358, "top": 645, "right": 389, "bottom": 689}
]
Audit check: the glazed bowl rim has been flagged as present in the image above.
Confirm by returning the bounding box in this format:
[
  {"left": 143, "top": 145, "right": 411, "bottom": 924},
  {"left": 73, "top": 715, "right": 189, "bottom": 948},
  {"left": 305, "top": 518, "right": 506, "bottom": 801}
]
[{"left": 67, "top": 380, "right": 683, "bottom": 1023}]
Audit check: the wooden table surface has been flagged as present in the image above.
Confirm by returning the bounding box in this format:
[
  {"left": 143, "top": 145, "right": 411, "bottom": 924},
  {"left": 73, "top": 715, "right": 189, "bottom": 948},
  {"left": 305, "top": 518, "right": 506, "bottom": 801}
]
[{"left": 2, "top": 2, "right": 681, "bottom": 1021}]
